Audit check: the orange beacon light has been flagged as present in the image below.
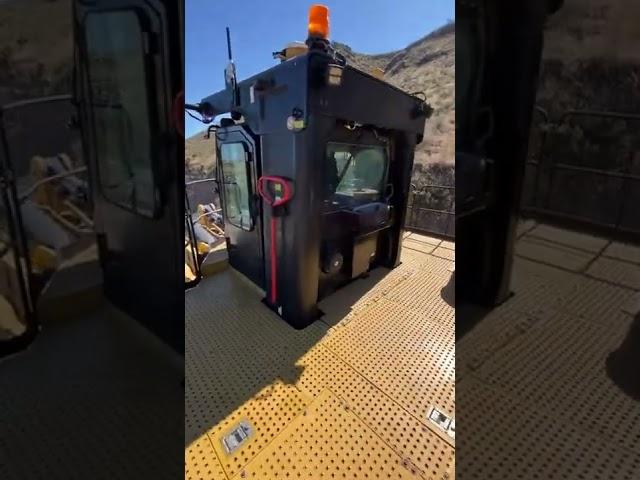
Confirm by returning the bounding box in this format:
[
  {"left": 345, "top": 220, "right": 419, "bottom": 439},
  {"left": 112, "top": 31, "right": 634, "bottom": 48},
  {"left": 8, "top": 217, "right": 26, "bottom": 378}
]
[{"left": 308, "top": 4, "right": 330, "bottom": 39}]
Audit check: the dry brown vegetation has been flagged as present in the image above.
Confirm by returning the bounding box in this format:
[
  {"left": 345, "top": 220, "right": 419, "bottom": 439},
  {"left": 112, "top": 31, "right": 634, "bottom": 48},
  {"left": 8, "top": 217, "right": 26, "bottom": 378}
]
[
  {"left": 336, "top": 22, "right": 455, "bottom": 169},
  {"left": 0, "top": 0, "right": 72, "bottom": 103},
  {"left": 185, "top": 132, "right": 216, "bottom": 182},
  {"left": 536, "top": 0, "right": 640, "bottom": 116}
]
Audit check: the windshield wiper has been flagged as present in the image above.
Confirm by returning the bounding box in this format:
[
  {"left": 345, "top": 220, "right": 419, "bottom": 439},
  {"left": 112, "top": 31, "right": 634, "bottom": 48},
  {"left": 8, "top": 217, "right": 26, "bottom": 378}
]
[{"left": 336, "top": 153, "right": 354, "bottom": 185}]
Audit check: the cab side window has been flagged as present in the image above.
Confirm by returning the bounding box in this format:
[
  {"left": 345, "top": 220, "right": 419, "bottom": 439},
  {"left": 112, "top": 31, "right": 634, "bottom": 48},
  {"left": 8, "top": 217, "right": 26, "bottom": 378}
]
[
  {"left": 219, "top": 142, "right": 253, "bottom": 230},
  {"left": 84, "top": 11, "right": 158, "bottom": 216}
]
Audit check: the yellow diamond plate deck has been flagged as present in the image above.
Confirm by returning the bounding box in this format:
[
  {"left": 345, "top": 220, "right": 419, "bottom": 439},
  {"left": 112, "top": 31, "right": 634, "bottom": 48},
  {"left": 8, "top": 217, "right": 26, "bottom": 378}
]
[{"left": 185, "top": 231, "right": 455, "bottom": 480}]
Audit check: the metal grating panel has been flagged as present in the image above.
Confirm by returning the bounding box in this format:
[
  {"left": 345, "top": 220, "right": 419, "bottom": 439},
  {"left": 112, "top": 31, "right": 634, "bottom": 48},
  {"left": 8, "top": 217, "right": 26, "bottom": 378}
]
[
  {"left": 459, "top": 223, "right": 640, "bottom": 479},
  {"left": 528, "top": 223, "right": 609, "bottom": 253},
  {"left": 603, "top": 241, "right": 640, "bottom": 264},
  {"left": 516, "top": 219, "right": 537, "bottom": 237},
  {"left": 384, "top": 270, "right": 455, "bottom": 323},
  {"left": 323, "top": 301, "right": 455, "bottom": 425},
  {"left": 622, "top": 292, "right": 640, "bottom": 316},
  {"left": 474, "top": 311, "right": 639, "bottom": 453},
  {"left": 208, "top": 382, "right": 311, "bottom": 478},
  {"left": 440, "top": 240, "right": 455, "bottom": 251},
  {"left": 586, "top": 256, "right": 640, "bottom": 290},
  {"left": 407, "top": 232, "right": 443, "bottom": 246},
  {"left": 186, "top": 437, "right": 226, "bottom": 480},
  {"left": 515, "top": 235, "right": 596, "bottom": 271},
  {"left": 432, "top": 246, "right": 455, "bottom": 261},
  {"left": 1, "top": 306, "right": 184, "bottom": 480},
  {"left": 457, "top": 375, "right": 640, "bottom": 480},
  {"left": 186, "top": 236, "right": 456, "bottom": 480},
  {"left": 295, "top": 344, "right": 455, "bottom": 477},
  {"left": 403, "top": 251, "right": 455, "bottom": 279},
  {"left": 558, "top": 275, "right": 638, "bottom": 325},
  {"left": 505, "top": 257, "right": 583, "bottom": 317},
  {"left": 404, "top": 237, "right": 438, "bottom": 254},
  {"left": 316, "top": 264, "right": 419, "bottom": 330},
  {"left": 234, "top": 389, "right": 427, "bottom": 479},
  {"left": 185, "top": 272, "right": 327, "bottom": 446}
]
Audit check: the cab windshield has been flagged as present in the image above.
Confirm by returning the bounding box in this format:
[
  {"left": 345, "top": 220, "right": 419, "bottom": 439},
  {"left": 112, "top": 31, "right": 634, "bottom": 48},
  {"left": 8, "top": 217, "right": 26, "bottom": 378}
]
[{"left": 325, "top": 143, "right": 388, "bottom": 207}]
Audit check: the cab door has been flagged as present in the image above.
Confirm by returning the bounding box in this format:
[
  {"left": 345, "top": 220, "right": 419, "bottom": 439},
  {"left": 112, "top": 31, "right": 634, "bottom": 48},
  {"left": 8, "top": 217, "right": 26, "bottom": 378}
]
[
  {"left": 216, "top": 126, "right": 264, "bottom": 288},
  {"left": 74, "top": 0, "right": 183, "bottom": 352}
]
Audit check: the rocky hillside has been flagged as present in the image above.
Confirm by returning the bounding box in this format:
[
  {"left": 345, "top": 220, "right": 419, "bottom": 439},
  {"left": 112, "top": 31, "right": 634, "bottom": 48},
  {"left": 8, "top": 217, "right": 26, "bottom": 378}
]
[
  {"left": 185, "top": 131, "right": 216, "bottom": 182},
  {"left": 0, "top": 0, "right": 72, "bottom": 103},
  {"left": 336, "top": 22, "right": 455, "bottom": 170},
  {"left": 186, "top": 22, "right": 455, "bottom": 187},
  {"left": 536, "top": 0, "right": 640, "bottom": 116},
  {"left": 523, "top": 0, "right": 640, "bottom": 232}
]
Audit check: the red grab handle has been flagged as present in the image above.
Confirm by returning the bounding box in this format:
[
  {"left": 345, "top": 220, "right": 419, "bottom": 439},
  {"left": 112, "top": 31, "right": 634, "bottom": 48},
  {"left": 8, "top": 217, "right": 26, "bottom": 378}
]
[
  {"left": 256, "top": 176, "right": 293, "bottom": 307},
  {"left": 257, "top": 176, "right": 293, "bottom": 207}
]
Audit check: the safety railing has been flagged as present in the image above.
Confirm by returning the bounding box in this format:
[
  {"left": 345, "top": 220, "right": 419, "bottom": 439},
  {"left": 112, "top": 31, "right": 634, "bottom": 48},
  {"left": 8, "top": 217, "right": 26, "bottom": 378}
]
[
  {"left": 521, "top": 108, "right": 640, "bottom": 239},
  {"left": 405, "top": 182, "right": 455, "bottom": 239},
  {"left": 188, "top": 174, "right": 457, "bottom": 241}
]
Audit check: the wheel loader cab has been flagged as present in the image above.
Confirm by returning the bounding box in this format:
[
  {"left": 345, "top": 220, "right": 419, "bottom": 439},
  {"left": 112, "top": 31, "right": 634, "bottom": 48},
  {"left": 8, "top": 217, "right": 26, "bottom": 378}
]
[{"left": 198, "top": 23, "right": 431, "bottom": 329}]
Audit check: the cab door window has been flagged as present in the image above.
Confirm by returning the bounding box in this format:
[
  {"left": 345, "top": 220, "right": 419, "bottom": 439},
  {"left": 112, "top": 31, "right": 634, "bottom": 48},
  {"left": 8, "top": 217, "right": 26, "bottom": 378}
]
[
  {"left": 219, "top": 142, "right": 253, "bottom": 231},
  {"left": 84, "top": 10, "right": 158, "bottom": 217}
]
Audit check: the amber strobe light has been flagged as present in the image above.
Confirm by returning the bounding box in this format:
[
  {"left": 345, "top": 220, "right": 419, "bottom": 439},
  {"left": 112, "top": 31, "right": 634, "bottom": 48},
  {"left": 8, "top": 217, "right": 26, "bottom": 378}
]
[{"left": 308, "top": 4, "right": 330, "bottom": 39}]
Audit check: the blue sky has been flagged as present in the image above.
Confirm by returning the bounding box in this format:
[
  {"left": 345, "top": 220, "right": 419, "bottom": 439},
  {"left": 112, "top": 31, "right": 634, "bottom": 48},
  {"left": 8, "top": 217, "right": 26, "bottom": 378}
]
[{"left": 185, "top": 0, "right": 454, "bottom": 137}]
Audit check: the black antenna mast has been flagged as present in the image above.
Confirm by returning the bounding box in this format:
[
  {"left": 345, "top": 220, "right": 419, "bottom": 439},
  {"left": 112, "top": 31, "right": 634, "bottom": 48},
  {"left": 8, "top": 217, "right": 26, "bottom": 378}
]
[
  {"left": 226, "top": 27, "right": 233, "bottom": 61},
  {"left": 224, "top": 27, "right": 239, "bottom": 109}
]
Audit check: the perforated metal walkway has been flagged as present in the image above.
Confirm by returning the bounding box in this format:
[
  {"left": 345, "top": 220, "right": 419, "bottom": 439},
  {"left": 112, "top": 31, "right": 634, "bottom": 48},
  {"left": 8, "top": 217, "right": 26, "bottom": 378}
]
[
  {"left": 1, "top": 303, "right": 184, "bottom": 480},
  {"left": 185, "top": 232, "right": 456, "bottom": 480},
  {"left": 457, "top": 221, "right": 640, "bottom": 479}
]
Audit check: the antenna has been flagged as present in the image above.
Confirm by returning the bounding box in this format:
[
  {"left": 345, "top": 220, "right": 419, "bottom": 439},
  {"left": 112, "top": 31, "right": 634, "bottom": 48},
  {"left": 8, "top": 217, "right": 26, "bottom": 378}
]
[
  {"left": 226, "top": 27, "right": 233, "bottom": 61},
  {"left": 224, "top": 26, "right": 239, "bottom": 108}
]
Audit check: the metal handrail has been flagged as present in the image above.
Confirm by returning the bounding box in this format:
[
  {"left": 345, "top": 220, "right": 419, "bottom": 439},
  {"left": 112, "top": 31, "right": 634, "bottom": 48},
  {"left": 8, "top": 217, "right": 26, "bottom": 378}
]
[
  {"left": 185, "top": 177, "right": 217, "bottom": 187},
  {"left": 406, "top": 179, "right": 455, "bottom": 238},
  {"left": 1, "top": 94, "right": 73, "bottom": 112},
  {"left": 522, "top": 107, "right": 640, "bottom": 238}
]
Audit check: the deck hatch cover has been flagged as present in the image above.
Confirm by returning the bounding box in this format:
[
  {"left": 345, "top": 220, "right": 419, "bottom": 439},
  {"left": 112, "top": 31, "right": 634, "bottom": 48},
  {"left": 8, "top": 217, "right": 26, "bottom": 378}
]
[
  {"left": 428, "top": 406, "right": 452, "bottom": 430},
  {"left": 222, "top": 420, "right": 252, "bottom": 454}
]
